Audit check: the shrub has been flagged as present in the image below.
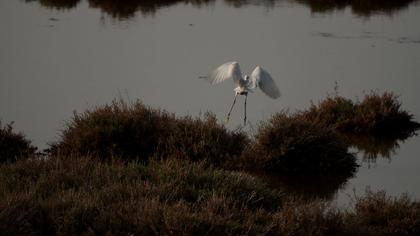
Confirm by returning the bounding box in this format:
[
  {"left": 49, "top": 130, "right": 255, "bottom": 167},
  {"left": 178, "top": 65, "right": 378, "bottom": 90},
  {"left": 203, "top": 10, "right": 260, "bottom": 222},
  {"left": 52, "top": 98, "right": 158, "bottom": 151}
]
[
  {"left": 357, "top": 92, "right": 419, "bottom": 135},
  {"left": 300, "top": 92, "right": 420, "bottom": 136},
  {"left": 50, "top": 99, "right": 248, "bottom": 165},
  {"left": 154, "top": 114, "right": 248, "bottom": 165},
  {"left": 0, "top": 122, "right": 37, "bottom": 163},
  {"left": 242, "top": 113, "right": 358, "bottom": 177},
  {"left": 301, "top": 96, "right": 357, "bottom": 132}
]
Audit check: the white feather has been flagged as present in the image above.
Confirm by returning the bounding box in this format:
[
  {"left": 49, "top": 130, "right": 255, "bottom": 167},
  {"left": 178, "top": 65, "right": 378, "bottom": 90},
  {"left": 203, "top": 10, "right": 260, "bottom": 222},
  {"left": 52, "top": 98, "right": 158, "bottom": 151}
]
[
  {"left": 250, "top": 66, "right": 280, "bottom": 99},
  {"left": 208, "top": 61, "right": 242, "bottom": 85}
]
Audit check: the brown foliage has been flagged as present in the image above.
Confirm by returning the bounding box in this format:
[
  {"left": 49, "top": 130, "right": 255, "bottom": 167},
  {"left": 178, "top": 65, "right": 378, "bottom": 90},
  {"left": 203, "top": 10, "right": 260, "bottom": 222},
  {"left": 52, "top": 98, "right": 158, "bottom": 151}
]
[
  {"left": 50, "top": 100, "right": 248, "bottom": 165},
  {"left": 300, "top": 92, "right": 419, "bottom": 136},
  {"left": 241, "top": 113, "right": 358, "bottom": 177}
]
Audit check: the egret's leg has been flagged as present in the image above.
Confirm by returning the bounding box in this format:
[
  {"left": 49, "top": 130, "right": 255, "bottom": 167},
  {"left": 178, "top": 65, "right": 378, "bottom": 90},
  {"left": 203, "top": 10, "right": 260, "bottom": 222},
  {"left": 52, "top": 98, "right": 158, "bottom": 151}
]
[
  {"left": 244, "top": 94, "right": 248, "bottom": 125},
  {"left": 226, "top": 94, "right": 238, "bottom": 123}
]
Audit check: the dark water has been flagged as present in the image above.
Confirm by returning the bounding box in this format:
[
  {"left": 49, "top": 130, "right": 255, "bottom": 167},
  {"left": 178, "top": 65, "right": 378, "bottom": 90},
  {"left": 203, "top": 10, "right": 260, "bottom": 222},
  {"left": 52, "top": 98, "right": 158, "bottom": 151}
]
[{"left": 1, "top": 0, "right": 420, "bottom": 206}]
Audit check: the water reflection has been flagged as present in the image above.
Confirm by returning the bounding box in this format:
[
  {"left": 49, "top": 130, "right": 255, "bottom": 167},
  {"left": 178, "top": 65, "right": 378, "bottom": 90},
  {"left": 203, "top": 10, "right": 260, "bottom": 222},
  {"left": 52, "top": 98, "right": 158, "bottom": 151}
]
[
  {"left": 89, "top": 0, "right": 213, "bottom": 18},
  {"left": 25, "top": 0, "right": 81, "bottom": 9},
  {"left": 296, "top": 0, "right": 419, "bottom": 17},
  {"left": 24, "top": 0, "right": 420, "bottom": 18},
  {"left": 24, "top": 0, "right": 212, "bottom": 18},
  {"left": 224, "top": 0, "right": 277, "bottom": 8},
  {"left": 253, "top": 129, "right": 419, "bottom": 199},
  {"left": 343, "top": 131, "right": 419, "bottom": 163}
]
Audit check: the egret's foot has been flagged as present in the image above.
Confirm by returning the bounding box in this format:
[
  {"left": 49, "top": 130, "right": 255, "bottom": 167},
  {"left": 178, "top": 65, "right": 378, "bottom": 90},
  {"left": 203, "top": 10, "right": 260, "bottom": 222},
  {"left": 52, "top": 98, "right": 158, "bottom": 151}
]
[{"left": 225, "top": 116, "right": 230, "bottom": 123}]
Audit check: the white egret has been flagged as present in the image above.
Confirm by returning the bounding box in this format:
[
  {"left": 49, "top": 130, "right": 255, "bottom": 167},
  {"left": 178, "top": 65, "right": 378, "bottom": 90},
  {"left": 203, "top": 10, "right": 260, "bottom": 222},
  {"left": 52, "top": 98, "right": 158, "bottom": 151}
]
[{"left": 206, "top": 61, "right": 280, "bottom": 125}]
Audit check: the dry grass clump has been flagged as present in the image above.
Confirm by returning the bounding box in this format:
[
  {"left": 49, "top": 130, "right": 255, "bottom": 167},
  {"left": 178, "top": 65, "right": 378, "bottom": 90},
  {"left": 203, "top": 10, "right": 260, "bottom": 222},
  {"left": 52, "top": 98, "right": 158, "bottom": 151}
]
[
  {"left": 301, "top": 92, "right": 419, "bottom": 136},
  {"left": 357, "top": 92, "right": 419, "bottom": 134},
  {"left": 346, "top": 189, "right": 420, "bottom": 236},
  {"left": 50, "top": 99, "right": 248, "bottom": 165},
  {"left": 241, "top": 113, "right": 358, "bottom": 177},
  {"left": 0, "top": 122, "right": 37, "bottom": 163}
]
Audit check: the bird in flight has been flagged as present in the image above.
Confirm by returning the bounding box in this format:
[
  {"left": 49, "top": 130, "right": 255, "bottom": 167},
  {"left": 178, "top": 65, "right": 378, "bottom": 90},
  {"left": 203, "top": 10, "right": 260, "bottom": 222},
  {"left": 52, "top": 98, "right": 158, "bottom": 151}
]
[{"left": 205, "top": 61, "right": 280, "bottom": 125}]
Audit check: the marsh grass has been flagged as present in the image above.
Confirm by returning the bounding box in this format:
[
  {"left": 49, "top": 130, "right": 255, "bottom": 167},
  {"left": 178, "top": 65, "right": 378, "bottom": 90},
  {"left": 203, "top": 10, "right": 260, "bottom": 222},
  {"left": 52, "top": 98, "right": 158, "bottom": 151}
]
[
  {"left": 1, "top": 157, "right": 419, "bottom": 235},
  {"left": 0, "top": 157, "right": 282, "bottom": 235},
  {"left": 49, "top": 99, "right": 248, "bottom": 165},
  {"left": 300, "top": 92, "right": 420, "bottom": 136},
  {"left": 0, "top": 122, "right": 37, "bottom": 163},
  {"left": 239, "top": 112, "right": 358, "bottom": 177},
  {"left": 347, "top": 189, "right": 420, "bottom": 236},
  {"left": 2, "top": 92, "right": 419, "bottom": 235}
]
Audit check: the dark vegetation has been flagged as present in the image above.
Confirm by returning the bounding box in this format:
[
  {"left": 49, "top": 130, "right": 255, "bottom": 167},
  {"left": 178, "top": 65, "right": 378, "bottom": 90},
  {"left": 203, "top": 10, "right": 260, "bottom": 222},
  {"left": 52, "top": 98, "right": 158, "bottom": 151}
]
[
  {"left": 1, "top": 91, "right": 419, "bottom": 235},
  {"left": 255, "top": 172, "right": 353, "bottom": 200},
  {"left": 241, "top": 112, "right": 358, "bottom": 176},
  {"left": 299, "top": 92, "right": 420, "bottom": 161},
  {"left": 348, "top": 189, "right": 420, "bottom": 236},
  {"left": 300, "top": 92, "right": 420, "bottom": 137},
  {"left": 234, "top": 112, "right": 358, "bottom": 200},
  {"left": 1, "top": 157, "right": 420, "bottom": 235},
  {"left": 0, "top": 157, "right": 281, "bottom": 235},
  {"left": 49, "top": 99, "right": 247, "bottom": 165},
  {"left": 25, "top": 0, "right": 420, "bottom": 19},
  {"left": 0, "top": 122, "right": 37, "bottom": 163}
]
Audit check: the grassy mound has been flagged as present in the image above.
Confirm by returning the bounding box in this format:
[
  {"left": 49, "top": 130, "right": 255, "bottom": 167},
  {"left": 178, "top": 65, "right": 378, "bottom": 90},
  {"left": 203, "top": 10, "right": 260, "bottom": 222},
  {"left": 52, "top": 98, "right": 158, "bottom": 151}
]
[
  {"left": 50, "top": 100, "right": 248, "bottom": 165},
  {"left": 239, "top": 113, "right": 358, "bottom": 177},
  {"left": 300, "top": 92, "right": 420, "bottom": 136},
  {"left": 0, "top": 122, "right": 37, "bottom": 163}
]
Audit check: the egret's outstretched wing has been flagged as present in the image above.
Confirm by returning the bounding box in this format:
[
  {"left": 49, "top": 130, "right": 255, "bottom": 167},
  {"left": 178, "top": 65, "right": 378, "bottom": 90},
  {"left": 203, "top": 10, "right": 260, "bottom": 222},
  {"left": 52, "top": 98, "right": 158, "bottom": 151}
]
[
  {"left": 250, "top": 66, "right": 280, "bottom": 99},
  {"left": 208, "top": 61, "right": 242, "bottom": 85}
]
